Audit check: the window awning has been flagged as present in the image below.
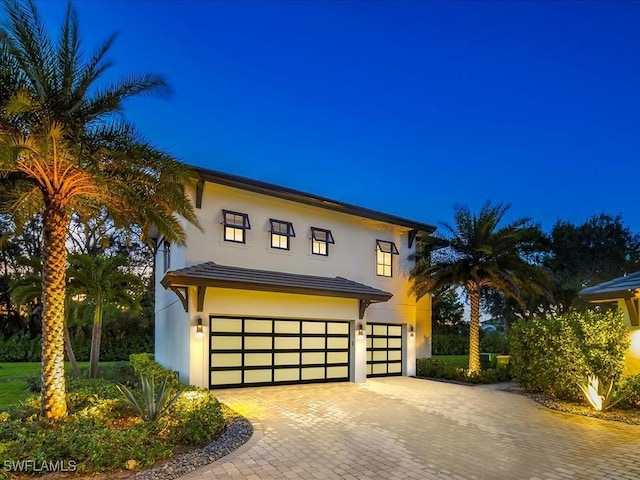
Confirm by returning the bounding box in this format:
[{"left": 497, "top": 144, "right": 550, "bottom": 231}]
[{"left": 161, "top": 262, "right": 392, "bottom": 318}]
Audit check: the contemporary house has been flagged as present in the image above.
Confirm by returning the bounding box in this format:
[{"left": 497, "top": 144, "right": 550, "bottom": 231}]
[
  {"left": 155, "top": 167, "right": 435, "bottom": 389},
  {"left": 580, "top": 272, "right": 640, "bottom": 374}
]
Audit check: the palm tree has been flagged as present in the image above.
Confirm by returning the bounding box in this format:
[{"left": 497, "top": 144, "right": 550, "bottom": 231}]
[
  {"left": 10, "top": 254, "right": 82, "bottom": 378},
  {"left": 67, "top": 253, "right": 142, "bottom": 378},
  {"left": 0, "top": 0, "right": 201, "bottom": 420},
  {"left": 410, "top": 202, "right": 549, "bottom": 375}
]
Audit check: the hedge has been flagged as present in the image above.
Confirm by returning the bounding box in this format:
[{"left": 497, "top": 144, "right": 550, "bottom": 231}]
[
  {"left": 510, "top": 309, "right": 628, "bottom": 400},
  {"left": 0, "top": 333, "right": 153, "bottom": 362}
]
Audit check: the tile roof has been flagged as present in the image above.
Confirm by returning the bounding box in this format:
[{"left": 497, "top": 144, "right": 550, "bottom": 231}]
[
  {"left": 579, "top": 271, "right": 640, "bottom": 301},
  {"left": 161, "top": 262, "right": 393, "bottom": 302}
]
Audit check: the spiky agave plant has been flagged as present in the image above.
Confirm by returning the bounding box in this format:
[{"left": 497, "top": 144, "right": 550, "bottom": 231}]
[
  {"left": 577, "top": 375, "right": 626, "bottom": 412},
  {"left": 117, "top": 376, "right": 183, "bottom": 422}
]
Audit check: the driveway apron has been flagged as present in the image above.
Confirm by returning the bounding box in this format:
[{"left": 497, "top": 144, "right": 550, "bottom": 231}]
[{"left": 179, "top": 377, "right": 640, "bottom": 480}]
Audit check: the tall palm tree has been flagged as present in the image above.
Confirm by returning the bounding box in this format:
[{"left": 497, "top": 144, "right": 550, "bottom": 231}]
[
  {"left": 67, "top": 253, "right": 142, "bottom": 378},
  {"left": 10, "top": 254, "right": 82, "bottom": 378},
  {"left": 410, "top": 202, "right": 549, "bottom": 375},
  {"left": 0, "top": 0, "right": 201, "bottom": 420}
]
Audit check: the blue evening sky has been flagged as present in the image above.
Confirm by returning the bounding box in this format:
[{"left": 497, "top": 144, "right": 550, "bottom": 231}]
[{"left": 36, "top": 1, "right": 640, "bottom": 234}]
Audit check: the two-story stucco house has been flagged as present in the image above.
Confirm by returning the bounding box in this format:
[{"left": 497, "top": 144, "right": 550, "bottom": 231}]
[{"left": 155, "top": 167, "right": 435, "bottom": 389}]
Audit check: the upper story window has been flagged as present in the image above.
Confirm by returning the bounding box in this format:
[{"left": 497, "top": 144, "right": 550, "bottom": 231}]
[
  {"left": 163, "top": 240, "right": 171, "bottom": 272},
  {"left": 376, "top": 240, "right": 398, "bottom": 277},
  {"left": 310, "top": 227, "right": 335, "bottom": 256},
  {"left": 222, "top": 210, "right": 251, "bottom": 243},
  {"left": 270, "top": 219, "right": 295, "bottom": 250}
]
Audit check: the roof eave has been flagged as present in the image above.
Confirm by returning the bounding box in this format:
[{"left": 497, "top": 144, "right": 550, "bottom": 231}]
[
  {"left": 162, "top": 272, "right": 393, "bottom": 303},
  {"left": 581, "top": 289, "right": 637, "bottom": 302},
  {"left": 195, "top": 166, "right": 436, "bottom": 233}
]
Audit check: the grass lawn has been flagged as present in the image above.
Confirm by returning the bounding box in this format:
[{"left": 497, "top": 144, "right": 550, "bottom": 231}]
[
  {"left": 0, "top": 362, "right": 116, "bottom": 407},
  {"left": 432, "top": 355, "right": 469, "bottom": 368}
]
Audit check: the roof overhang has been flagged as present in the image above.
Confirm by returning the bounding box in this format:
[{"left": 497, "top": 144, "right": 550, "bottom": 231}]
[
  {"left": 161, "top": 262, "right": 392, "bottom": 319},
  {"left": 194, "top": 166, "right": 436, "bottom": 234},
  {"left": 580, "top": 289, "right": 638, "bottom": 302}
]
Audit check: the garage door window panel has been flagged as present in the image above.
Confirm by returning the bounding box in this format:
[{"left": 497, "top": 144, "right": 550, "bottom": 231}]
[{"left": 210, "top": 316, "right": 350, "bottom": 388}]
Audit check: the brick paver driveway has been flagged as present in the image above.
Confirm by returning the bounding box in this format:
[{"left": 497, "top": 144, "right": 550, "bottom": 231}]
[{"left": 180, "top": 377, "right": 640, "bottom": 480}]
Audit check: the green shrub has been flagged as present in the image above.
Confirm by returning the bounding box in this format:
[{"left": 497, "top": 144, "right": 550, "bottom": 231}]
[
  {"left": 432, "top": 334, "right": 469, "bottom": 355},
  {"left": 416, "top": 357, "right": 511, "bottom": 384},
  {"left": 510, "top": 309, "right": 628, "bottom": 400},
  {"left": 129, "top": 353, "right": 180, "bottom": 389},
  {"left": 161, "top": 390, "right": 225, "bottom": 445},
  {"left": 0, "top": 334, "right": 153, "bottom": 362},
  {"left": 0, "top": 334, "right": 41, "bottom": 362},
  {"left": 480, "top": 331, "right": 509, "bottom": 354},
  {"left": 0, "top": 364, "right": 225, "bottom": 473}
]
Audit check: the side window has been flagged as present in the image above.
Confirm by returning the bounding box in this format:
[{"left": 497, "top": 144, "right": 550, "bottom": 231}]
[
  {"left": 222, "top": 210, "right": 251, "bottom": 243},
  {"left": 311, "top": 227, "right": 335, "bottom": 256},
  {"left": 163, "top": 240, "right": 171, "bottom": 272},
  {"left": 376, "top": 240, "right": 398, "bottom": 277},
  {"left": 270, "top": 219, "right": 295, "bottom": 250}
]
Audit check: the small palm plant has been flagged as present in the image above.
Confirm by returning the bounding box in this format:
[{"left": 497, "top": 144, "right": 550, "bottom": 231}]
[
  {"left": 577, "top": 375, "right": 625, "bottom": 412},
  {"left": 117, "top": 376, "right": 183, "bottom": 422}
]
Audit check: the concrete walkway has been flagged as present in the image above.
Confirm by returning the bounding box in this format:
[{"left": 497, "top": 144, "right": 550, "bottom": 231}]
[{"left": 180, "top": 377, "right": 640, "bottom": 480}]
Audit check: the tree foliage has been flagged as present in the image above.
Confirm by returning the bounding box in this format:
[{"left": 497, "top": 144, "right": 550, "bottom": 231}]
[
  {"left": 545, "top": 214, "right": 640, "bottom": 312},
  {"left": 0, "top": 0, "right": 200, "bottom": 420},
  {"left": 410, "top": 202, "right": 550, "bottom": 374}
]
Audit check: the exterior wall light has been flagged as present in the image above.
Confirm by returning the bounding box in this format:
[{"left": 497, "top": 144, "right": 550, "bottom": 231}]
[
  {"left": 196, "top": 317, "right": 204, "bottom": 338},
  {"left": 409, "top": 325, "right": 415, "bottom": 339},
  {"left": 357, "top": 323, "right": 364, "bottom": 339}
]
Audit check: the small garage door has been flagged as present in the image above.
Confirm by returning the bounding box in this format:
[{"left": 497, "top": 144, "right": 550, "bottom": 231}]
[
  {"left": 209, "top": 316, "right": 350, "bottom": 388},
  {"left": 366, "top": 323, "right": 403, "bottom": 377}
]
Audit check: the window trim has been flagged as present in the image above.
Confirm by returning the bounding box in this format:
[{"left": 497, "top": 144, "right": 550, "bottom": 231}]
[
  {"left": 310, "top": 227, "right": 335, "bottom": 256},
  {"left": 269, "top": 219, "right": 296, "bottom": 250},
  {"left": 376, "top": 240, "right": 398, "bottom": 277},
  {"left": 222, "top": 210, "right": 251, "bottom": 244}
]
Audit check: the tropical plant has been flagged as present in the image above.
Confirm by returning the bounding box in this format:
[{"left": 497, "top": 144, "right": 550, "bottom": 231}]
[
  {"left": 9, "top": 254, "right": 81, "bottom": 376},
  {"left": 117, "top": 376, "right": 183, "bottom": 422},
  {"left": 578, "top": 375, "right": 626, "bottom": 412},
  {"left": 67, "top": 253, "right": 142, "bottom": 378},
  {"left": 410, "top": 202, "right": 550, "bottom": 374},
  {"left": 0, "top": 0, "right": 201, "bottom": 420}
]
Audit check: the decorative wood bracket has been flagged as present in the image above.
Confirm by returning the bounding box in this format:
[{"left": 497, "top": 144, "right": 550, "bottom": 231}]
[
  {"left": 195, "top": 179, "right": 204, "bottom": 209},
  {"left": 359, "top": 299, "right": 372, "bottom": 320},
  {"left": 408, "top": 229, "right": 418, "bottom": 249},
  {"left": 197, "top": 286, "right": 206, "bottom": 313},
  {"left": 170, "top": 287, "right": 189, "bottom": 312},
  {"left": 625, "top": 298, "right": 639, "bottom": 327}
]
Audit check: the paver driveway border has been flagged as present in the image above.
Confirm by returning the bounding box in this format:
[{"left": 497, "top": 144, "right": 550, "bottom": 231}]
[{"left": 180, "top": 377, "right": 640, "bottom": 480}]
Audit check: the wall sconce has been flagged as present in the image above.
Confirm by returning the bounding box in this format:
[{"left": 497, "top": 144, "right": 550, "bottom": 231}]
[
  {"left": 196, "top": 317, "right": 203, "bottom": 338},
  {"left": 357, "top": 323, "right": 364, "bottom": 339},
  {"left": 409, "top": 325, "right": 415, "bottom": 339}
]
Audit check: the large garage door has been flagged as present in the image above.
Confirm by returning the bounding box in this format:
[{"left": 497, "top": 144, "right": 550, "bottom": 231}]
[
  {"left": 366, "top": 323, "right": 403, "bottom": 377},
  {"left": 209, "top": 316, "right": 350, "bottom": 388}
]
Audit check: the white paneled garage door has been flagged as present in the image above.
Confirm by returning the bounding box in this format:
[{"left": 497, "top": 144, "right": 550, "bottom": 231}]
[
  {"left": 366, "top": 323, "right": 403, "bottom": 377},
  {"left": 209, "top": 316, "right": 350, "bottom": 388}
]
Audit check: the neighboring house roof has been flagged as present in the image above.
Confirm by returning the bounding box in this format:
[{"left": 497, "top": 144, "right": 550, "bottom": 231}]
[
  {"left": 195, "top": 166, "right": 436, "bottom": 234},
  {"left": 579, "top": 271, "right": 640, "bottom": 301},
  {"left": 162, "top": 262, "right": 393, "bottom": 317}
]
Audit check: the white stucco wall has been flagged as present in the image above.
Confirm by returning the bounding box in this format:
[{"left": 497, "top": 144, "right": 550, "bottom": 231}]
[{"left": 156, "top": 179, "right": 430, "bottom": 386}]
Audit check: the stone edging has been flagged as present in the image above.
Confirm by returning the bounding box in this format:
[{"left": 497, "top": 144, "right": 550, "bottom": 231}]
[{"left": 132, "top": 405, "right": 253, "bottom": 480}]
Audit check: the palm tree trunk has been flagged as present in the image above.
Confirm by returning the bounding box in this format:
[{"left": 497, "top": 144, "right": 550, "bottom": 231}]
[
  {"left": 468, "top": 284, "right": 481, "bottom": 375},
  {"left": 89, "top": 302, "right": 102, "bottom": 378},
  {"left": 63, "top": 319, "right": 81, "bottom": 377},
  {"left": 41, "top": 205, "right": 69, "bottom": 420}
]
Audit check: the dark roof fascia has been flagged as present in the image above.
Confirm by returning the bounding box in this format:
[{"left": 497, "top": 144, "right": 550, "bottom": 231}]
[
  {"left": 162, "top": 272, "right": 392, "bottom": 302},
  {"left": 195, "top": 166, "right": 436, "bottom": 234},
  {"left": 580, "top": 290, "right": 637, "bottom": 302}
]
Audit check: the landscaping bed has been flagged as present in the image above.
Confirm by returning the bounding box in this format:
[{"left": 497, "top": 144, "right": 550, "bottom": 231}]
[{"left": 0, "top": 356, "right": 253, "bottom": 479}]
